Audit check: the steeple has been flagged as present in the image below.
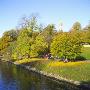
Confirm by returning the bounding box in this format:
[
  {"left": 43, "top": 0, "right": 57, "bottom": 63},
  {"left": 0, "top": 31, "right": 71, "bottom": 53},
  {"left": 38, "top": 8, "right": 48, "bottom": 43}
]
[{"left": 59, "top": 20, "right": 63, "bottom": 32}]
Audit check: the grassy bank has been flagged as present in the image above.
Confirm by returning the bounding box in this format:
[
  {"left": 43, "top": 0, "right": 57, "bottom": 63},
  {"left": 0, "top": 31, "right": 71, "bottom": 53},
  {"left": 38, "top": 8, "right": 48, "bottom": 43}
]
[
  {"left": 29, "top": 61, "right": 90, "bottom": 82},
  {"left": 14, "top": 58, "right": 46, "bottom": 64},
  {"left": 15, "top": 59, "right": 90, "bottom": 82},
  {"left": 81, "top": 47, "right": 90, "bottom": 60}
]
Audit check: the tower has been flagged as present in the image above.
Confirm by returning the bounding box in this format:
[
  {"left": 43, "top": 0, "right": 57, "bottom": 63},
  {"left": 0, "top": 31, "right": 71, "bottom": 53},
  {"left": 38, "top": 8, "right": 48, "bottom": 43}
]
[{"left": 59, "top": 20, "right": 63, "bottom": 32}]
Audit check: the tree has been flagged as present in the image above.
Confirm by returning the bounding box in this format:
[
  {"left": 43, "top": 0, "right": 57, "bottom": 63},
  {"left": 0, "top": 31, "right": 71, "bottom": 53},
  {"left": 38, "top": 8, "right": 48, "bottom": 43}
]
[
  {"left": 70, "top": 22, "right": 81, "bottom": 32},
  {"left": 41, "top": 24, "right": 55, "bottom": 53},
  {"left": 0, "top": 30, "right": 17, "bottom": 53},
  {"left": 50, "top": 32, "right": 82, "bottom": 60},
  {"left": 19, "top": 15, "right": 40, "bottom": 33},
  {"left": 12, "top": 15, "right": 42, "bottom": 60},
  {"left": 0, "top": 30, "right": 19, "bottom": 60},
  {"left": 7, "top": 29, "right": 19, "bottom": 41},
  {"left": 30, "top": 35, "right": 48, "bottom": 57},
  {"left": 12, "top": 29, "right": 32, "bottom": 59},
  {"left": 0, "top": 34, "right": 9, "bottom": 52},
  {"left": 83, "top": 23, "right": 90, "bottom": 44}
]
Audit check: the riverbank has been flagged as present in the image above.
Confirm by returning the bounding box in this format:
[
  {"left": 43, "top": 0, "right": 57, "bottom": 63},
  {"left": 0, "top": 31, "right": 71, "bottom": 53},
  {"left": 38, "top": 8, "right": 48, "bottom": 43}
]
[
  {"left": 10, "top": 58, "right": 90, "bottom": 90},
  {"left": 1, "top": 58, "right": 89, "bottom": 89}
]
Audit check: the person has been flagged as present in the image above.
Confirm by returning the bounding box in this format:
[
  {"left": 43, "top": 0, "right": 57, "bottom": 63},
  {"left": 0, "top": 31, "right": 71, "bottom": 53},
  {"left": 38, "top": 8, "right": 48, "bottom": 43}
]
[
  {"left": 64, "top": 58, "right": 68, "bottom": 63},
  {"left": 45, "top": 54, "right": 48, "bottom": 59}
]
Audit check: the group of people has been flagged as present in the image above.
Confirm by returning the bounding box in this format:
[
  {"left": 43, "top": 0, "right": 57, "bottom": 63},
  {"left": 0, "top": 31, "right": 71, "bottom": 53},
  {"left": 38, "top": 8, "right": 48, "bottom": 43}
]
[
  {"left": 43, "top": 53, "right": 69, "bottom": 62},
  {"left": 44, "top": 53, "right": 51, "bottom": 59}
]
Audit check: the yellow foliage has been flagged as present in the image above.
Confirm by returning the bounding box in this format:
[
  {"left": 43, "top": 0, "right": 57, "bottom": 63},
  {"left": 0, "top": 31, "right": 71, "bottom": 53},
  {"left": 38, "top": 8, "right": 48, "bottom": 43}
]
[
  {"left": 48, "top": 61, "right": 84, "bottom": 67},
  {"left": 14, "top": 58, "right": 44, "bottom": 64}
]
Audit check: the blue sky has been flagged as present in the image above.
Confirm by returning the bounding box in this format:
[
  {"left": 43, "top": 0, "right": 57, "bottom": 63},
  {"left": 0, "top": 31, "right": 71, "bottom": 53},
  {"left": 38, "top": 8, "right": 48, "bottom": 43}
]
[{"left": 0, "top": 0, "right": 90, "bottom": 36}]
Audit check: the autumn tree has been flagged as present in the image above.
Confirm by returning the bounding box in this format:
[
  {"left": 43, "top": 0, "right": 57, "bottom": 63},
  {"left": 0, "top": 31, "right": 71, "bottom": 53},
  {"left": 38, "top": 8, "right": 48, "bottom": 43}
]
[
  {"left": 50, "top": 32, "right": 82, "bottom": 60},
  {"left": 30, "top": 35, "right": 48, "bottom": 57},
  {"left": 0, "top": 30, "right": 19, "bottom": 60},
  {"left": 12, "top": 15, "right": 41, "bottom": 60},
  {"left": 12, "top": 29, "right": 32, "bottom": 59}
]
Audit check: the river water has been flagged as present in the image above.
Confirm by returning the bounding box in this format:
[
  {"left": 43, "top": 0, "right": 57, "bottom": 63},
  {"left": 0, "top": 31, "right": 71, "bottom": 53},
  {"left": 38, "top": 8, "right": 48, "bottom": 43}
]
[{"left": 0, "top": 61, "right": 84, "bottom": 90}]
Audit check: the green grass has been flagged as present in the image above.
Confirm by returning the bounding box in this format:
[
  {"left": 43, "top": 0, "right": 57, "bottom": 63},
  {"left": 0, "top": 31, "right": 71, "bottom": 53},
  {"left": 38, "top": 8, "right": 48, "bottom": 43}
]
[
  {"left": 14, "top": 46, "right": 90, "bottom": 82},
  {"left": 81, "top": 47, "right": 90, "bottom": 60},
  {"left": 29, "top": 60, "right": 90, "bottom": 82},
  {"left": 15, "top": 57, "right": 90, "bottom": 82}
]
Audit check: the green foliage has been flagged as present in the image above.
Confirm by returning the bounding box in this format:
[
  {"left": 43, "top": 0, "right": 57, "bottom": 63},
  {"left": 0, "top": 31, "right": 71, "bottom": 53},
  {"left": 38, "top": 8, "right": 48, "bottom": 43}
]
[
  {"left": 19, "top": 16, "right": 40, "bottom": 32},
  {"left": 0, "top": 16, "right": 90, "bottom": 61},
  {"left": 70, "top": 22, "right": 81, "bottom": 32},
  {"left": 42, "top": 24, "right": 55, "bottom": 44},
  {"left": 2, "top": 41, "right": 17, "bottom": 60},
  {"left": 50, "top": 32, "right": 82, "bottom": 60},
  {"left": 85, "top": 30, "right": 90, "bottom": 44},
  {"left": 0, "top": 32, "right": 11, "bottom": 51},
  {"left": 81, "top": 23, "right": 90, "bottom": 44},
  {"left": 12, "top": 15, "right": 41, "bottom": 60},
  {"left": 81, "top": 47, "right": 90, "bottom": 60},
  {"left": 41, "top": 24, "right": 55, "bottom": 52},
  {"left": 30, "top": 35, "right": 48, "bottom": 57},
  {"left": 12, "top": 29, "right": 32, "bottom": 59},
  {"left": 0, "top": 30, "right": 19, "bottom": 60}
]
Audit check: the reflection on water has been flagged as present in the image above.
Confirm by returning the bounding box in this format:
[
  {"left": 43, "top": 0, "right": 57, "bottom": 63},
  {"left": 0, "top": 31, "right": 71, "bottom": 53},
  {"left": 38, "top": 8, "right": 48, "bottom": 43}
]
[{"left": 0, "top": 61, "right": 83, "bottom": 90}]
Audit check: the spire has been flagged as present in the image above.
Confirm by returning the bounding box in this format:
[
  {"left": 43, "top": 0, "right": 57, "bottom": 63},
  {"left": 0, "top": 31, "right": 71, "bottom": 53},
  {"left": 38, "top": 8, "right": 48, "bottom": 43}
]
[{"left": 58, "top": 20, "right": 63, "bottom": 32}]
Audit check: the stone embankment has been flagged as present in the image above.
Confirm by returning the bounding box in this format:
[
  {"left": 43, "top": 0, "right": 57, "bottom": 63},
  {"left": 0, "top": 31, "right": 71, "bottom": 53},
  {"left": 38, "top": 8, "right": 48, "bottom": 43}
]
[{"left": 13, "top": 61, "right": 90, "bottom": 90}]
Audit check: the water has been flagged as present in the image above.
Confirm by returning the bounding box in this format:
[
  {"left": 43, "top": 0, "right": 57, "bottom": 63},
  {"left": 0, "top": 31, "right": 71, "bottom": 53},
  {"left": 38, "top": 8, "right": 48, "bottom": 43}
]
[{"left": 0, "top": 61, "right": 83, "bottom": 90}]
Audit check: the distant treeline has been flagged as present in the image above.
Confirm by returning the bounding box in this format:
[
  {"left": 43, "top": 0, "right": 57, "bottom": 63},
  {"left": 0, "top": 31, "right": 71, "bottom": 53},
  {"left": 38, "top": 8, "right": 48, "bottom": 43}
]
[{"left": 0, "top": 16, "right": 90, "bottom": 61}]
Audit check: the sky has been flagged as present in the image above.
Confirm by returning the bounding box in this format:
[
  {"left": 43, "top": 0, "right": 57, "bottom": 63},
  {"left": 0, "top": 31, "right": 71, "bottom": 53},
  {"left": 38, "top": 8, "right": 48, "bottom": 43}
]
[{"left": 0, "top": 0, "right": 90, "bottom": 36}]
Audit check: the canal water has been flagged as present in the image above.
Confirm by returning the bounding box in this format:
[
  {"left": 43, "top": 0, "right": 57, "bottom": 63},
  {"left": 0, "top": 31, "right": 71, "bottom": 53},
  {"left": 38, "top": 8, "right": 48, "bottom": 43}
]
[{"left": 0, "top": 61, "right": 83, "bottom": 90}]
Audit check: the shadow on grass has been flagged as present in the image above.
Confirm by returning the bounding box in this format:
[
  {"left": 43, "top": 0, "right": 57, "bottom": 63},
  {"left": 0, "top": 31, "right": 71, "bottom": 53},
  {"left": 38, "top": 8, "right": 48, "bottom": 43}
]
[{"left": 75, "top": 56, "right": 86, "bottom": 61}]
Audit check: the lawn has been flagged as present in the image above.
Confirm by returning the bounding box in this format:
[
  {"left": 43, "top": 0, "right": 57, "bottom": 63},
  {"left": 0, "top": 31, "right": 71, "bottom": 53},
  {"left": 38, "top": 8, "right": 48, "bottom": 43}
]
[
  {"left": 81, "top": 47, "right": 90, "bottom": 60},
  {"left": 14, "top": 54, "right": 90, "bottom": 82},
  {"left": 26, "top": 60, "right": 90, "bottom": 82},
  {"left": 14, "top": 58, "right": 45, "bottom": 64}
]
